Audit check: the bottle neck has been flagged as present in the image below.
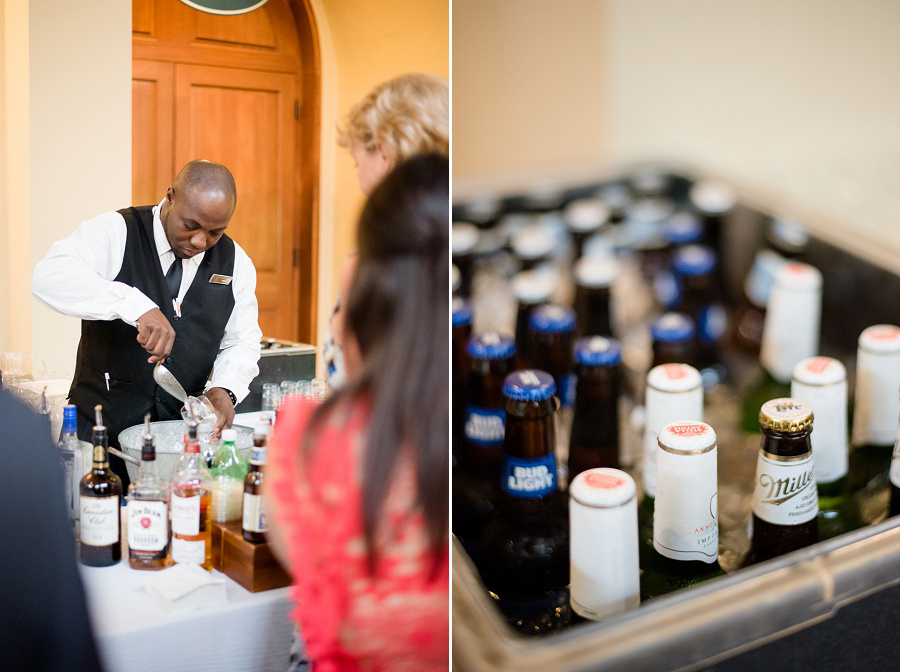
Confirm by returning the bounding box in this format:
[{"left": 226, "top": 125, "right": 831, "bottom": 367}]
[
  {"left": 139, "top": 456, "right": 160, "bottom": 482},
  {"left": 92, "top": 433, "right": 109, "bottom": 468},
  {"left": 760, "top": 428, "right": 812, "bottom": 458},
  {"left": 502, "top": 410, "right": 555, "bottom": 460}
]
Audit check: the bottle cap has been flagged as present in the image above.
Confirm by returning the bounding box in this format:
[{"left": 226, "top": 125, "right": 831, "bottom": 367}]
[
  {"left": 451, "top": 222, "right": 479, "bottom": 255},
  {"left": 646, "top": 363, "right": 702, "bottom": 393},
  {"left": 665, "top": 212, "right": 703, "bottom": 244},
  {"left": 791, "top": 356, "right": 846, "bottom": 387},
  {"left": 254, "top": 419, "right": 271, "bottom": 435},
  {"left": 564, "top": 197, "right": 610, "bottom": 233},
  {"left": 570, "top": 468, "right": 636, "bottom": 508},
  {"left": 529, "top": 304, "right": 576, "bottom": 333},
  {"left": 689, "top": 180, "right": 736, "bottom": 214},
  {"left": 451, "top": 265, "right": 461, "bottom": 293},
  {"left": 657, "top": 421, "right": 717, "bottom": 455},
  {"left": 574, "top": 257, "right": 619, "bottom": 288},
  {"left": 759, "top": 398, "right": 813, "bottom": 432},
  {"left": 451, "top": 296, "right": 473, "bottom": 327},
  {"left": 512, "top": 269, "right": 556, "bottom": 304},
  {"left": 221, "top": 428, "right": 237, "bottom": 442},
  {"left": 626, "top": 198, "right": 676, "bottom": 225},
  {"left": 63, "top": 404, "right": 78, "bottom": 432},
  {"left": 650, "top": 312, "right": 695, "bottom": 343},
  {"left": 461, "top": 196, "right": 501, "bottom": 226},
  {"left": 672, "top": 245, "right": 717, "bottom": 276},
  {"left": 523, "top": 185, "right": 564, "bottom": 212},
  {"left": 467, "top": 332, "right": 516, "bottom": 360},
  {"left": 766, "top": 218, "right": 809, "bottom": 254},
  {"left": 503, "top": 369, "right": 556, "bottom": 401},
  {"left": 630, "top": 169, "right": 670, "bottom": 197},
  {"left": 773, "top": 261, "right": 822, "bottom": 292},
  {"left": 597, "top": 183, "right": 631, "bottom": 213},
  {"left": 574, "top": 337, "right": 622, "bottom": 367},
  {"left": 511, "top": 224, "right": 556, "bottom": 260},
  {"left": 858, "top": 324, "right": 900, "bottom": 354}
]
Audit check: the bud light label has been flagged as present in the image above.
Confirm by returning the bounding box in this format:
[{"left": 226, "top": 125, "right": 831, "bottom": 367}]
[
  {"left": 464, "top": 405, "right": 505, "bottom": 446},
  {"left": 502, "top": 454, "right": 557, "bottom": 498}
]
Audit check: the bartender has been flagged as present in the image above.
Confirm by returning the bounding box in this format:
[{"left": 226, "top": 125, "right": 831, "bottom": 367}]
[{"left": 32, "top": 159, "right": 262, "bottom": 487}]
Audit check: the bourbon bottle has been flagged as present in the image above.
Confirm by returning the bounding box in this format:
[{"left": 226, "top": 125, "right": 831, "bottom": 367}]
[
  {"left": 170, "top": 421, "right": 213, "bottom": 569},
  {"left": 127, "top": 414, "right": 169, "bottom": 570}
]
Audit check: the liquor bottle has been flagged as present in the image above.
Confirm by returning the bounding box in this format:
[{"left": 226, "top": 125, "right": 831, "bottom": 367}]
[
  {"left": 512, "top": 270, "right": 556, "bottom": 368},
  {"left": 568, "top": 337, "right": 622, "bottom": 480},
  {"left": 171, "top": 421, "right": 213, "bottom": 570},
  {"left": 79, "top": 405, "right": 123, "bottom": 567},
  {"left": 641, "top": 421, "right": 724, "bottom": 600},
  {"left": 452, "top": 332, "right": 516, "bottom": 555},
  {"left": 59, "top": 404, "right": 90, "bottom": 530},
  {"left": 127, "top": 414, "right": 169, "bottom": 570},
  {"left": 477, "top": 369, "right": 570, "bottom": 634},
  {"left": 573, "top": 257, "right": 620, "bottom": 339},
  {"left": 243, "top": 419, "right": 270, "bottom": 543},
  {"left": 564, "top": 197, "right": 610, "bottom": 260},
  {"left": 639, "top": 364, "right": 704, "bottom": 564},
  {"left": 848, "top": 325, "right": 900, "bottom": 510},
  {"left": 741, "top": 262, "right": 822, "bottom": 433},
  {"left": 529, "top": 304, "right": 576, "bottom": 408},
  {"left": 451, "top": 221, "right": 479, "bottom": 298},
  {"left": 744, "top": 399, "right": 818, "bottom": 566},
  {"left": 650, "top": 312, "right": 697, "bottom": 369},
  {"left": 210, "top": 428, "right": 247, "bottom": 524},
  {"left": 790, "top": 357, "right": 862, "bottom": 540},
  {"left": 569, "top": 468, "right": 639, "bottom": 620},
  {"left": 452, "top": 296, "right": 474, "bottom": 459}
]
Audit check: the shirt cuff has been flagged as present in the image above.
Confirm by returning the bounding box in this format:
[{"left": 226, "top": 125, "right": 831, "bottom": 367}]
[{"left": 117, "top": 286, "right": 159, "bottom": 326}]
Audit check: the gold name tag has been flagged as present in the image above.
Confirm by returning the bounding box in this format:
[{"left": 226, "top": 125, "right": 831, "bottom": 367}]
[{"left": 209, "top": 274, "right": 233, "bottom": 285}]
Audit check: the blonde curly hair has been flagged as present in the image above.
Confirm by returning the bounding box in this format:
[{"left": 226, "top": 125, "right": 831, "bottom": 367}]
[{"left": 337, "top": 73, "right": 449, "bottom": 163}]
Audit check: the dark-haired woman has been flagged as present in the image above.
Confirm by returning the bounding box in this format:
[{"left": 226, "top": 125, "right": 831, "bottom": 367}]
[{"left": 266, "top": 153, "right": 449, "bottom": 672}]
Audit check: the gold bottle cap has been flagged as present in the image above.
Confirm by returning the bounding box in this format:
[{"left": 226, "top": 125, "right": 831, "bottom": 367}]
[{"left": 759, "top": 398, "right": 813, "bottom": 432}]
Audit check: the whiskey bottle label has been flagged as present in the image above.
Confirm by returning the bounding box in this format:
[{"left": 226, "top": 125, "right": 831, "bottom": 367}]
[
  {"left": 128, "top": 501, "right": 168, "bottom": 551},
  {"left": 172, "top": 537, "right": 206, "bottom": 565},
  {"left": 171, "top": 493, "right": 201, "bottom": 536},
  {"left": 501, "top": 454, "right": 557, "bottom": 498},
  {"left": 751, "top": 452, "right": 818, "bottom": 525},
  {"left": 242, "top": 493, "right": 267, "bottom": 533},
  {"left": 80, "top": 496, "right": 120, "bottom": 546},
  {"left": 464, "top": 405, "right": 505, "bottom": 446}
]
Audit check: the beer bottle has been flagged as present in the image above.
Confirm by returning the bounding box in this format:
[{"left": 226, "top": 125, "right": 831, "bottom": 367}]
[
  {"left": 512, "top": 270, "right": 556, "bottom": 368},
  {"left": 641, "top": 421, "right": 724, "bottom": 600},
  {"left": 564, "top": 197, "right": 610, "bottom": 260},
  {"left": 568, "top": 337, "right": 622, "bottom": 480},
  {"left": 741, "top": 262, "right": 822, "bottom": 432},
  {"left": 451, "top": 222, "right": 479, "bottom": 298},
  {"left": 745, "top": 399, "right": 818, "bottom": 566},
  {"left": 529, "top": 304, "right": 576, "bottom": 408},
  {"left": 688, "top": 180, "right": 736, "bottom": 253},
  {"left": 650, "top": 312, "right": 697, "bottom": 369},
  {"left": 511, "top": 223, "right": 556, "bottom": 272},
  {"left": 791, "top": 357, "right": 862, "bottom": 540},
  {"left": 477, "top": 369, "right": 569, "bottom": 634},
  {"left": 452, "top": 332, "right": 516, "bottom": 554},
  {"left": 639, "top": 364, "right": 704, "bottom": 564},
  {"left": 597, "top": 182, "right": 631, "bottom": 226},
  {"left": 573, "top": 257, "right": 620, "bottom": 339},
  {"left": 888, "top": 410, "right": 900, "bottom": 518},
  {"left": 452, "top": 296, "right": 474, "bottom": 458},
  {"left": 569, "top": 468, "right": 640, "bottom": 620},
  {"left": 848, "top": 325, "right": 900, "bottom": 508}
]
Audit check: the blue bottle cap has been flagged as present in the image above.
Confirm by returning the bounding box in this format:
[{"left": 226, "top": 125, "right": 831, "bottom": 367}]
[
  {"left": 574, "top": 337, "right": 622, "bottom": 366},
  {"left": 452, "top": 297, "right": 473, "bottom": 327},
  {"left": 503, "top": 369, "right": 556, "bottom": 401},
  {"left": 650, "top": 312, "right": 696, "bottom": 343},
  {"left": 63, "top": 404, "right": 78, "bottom": 433},
  {"left": 467, "top": 332, "right": 516, "bottom": 360},
  {"left": 672, "top": 244, "right": 717, "bottom": 276},
  {"left": 529, "top": 304, "right": 576, "bottom": 333},
  {"left": 665, "top": 212, "right": 703, "bottom": 244}
]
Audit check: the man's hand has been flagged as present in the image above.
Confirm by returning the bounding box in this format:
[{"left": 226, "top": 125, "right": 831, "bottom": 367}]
[
  {"left": 136, "top": 308, "right": 176, "bottom": 363},
  {"left": 204, "top": 387, "right": 235, "bottom": 439}
]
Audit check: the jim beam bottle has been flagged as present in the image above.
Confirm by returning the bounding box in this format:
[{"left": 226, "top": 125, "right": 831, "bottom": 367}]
[
  {"left": 790, "top": 357, "right": 862, "bottom": 539},
  {"left": 512, "top": 270, "right": 556, "bottom": 368},
  {"left": 564, "top": 197, "right": 610, "bottom": 260},
  {"left": 127, "top": 414, "right": 169, "bottom": 569},
  {"left": 170, "top": 421, "right": 213, "bottom": 569},
  {"left": 79, "top": 405, "right": 123, "bottom": 567},
  {"left": 849, "top": 325, "right": 900, "bottom": 504},
  {"left": 573, "top": 257, "right": 620, "bottom": 339},
  {"left": 639, "top": 364, "right": 704, "bottom": 564},
  {"left": 569, "top": 468, "right": 639, "bottom": 620},
  {"left": 568, "top": 337, "right": 622, "bottom": 480},
  {"left": 452, "top": 332, "right": 516, "bottom": 554},
  {"left": 745, "top": 399, "right": 818, "bottom": 565},
  {"left": 243, "top": 420, "right": 270, "bottom": 543},
  {"left": 477, "top": 370, "right": 569, "bottom": 634},
  {"left": 641, "top": 421, "right": 724, "bottom": 600},
  {"left": 529, "top": 304, "right": 576, "bottom": 408}
]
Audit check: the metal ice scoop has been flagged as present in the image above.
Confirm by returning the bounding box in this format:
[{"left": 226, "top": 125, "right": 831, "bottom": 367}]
[{"left": 153, "top": 361, "right": 187, "bottom": 402}]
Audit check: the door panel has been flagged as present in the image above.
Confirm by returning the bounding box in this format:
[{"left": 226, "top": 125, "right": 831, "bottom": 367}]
[{"left": 132, "top": 60, "right": 174, "bottom": 206}]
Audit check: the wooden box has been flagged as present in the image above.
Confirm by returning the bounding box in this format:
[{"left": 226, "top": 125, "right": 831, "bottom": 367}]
[{"left": 218, "top": 521, "right": 292, "bottom": 593}]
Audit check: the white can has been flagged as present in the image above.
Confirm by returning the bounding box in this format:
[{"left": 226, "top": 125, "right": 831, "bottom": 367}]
[
  {"left": 791, "top": 356, "right": 848, "bottom": 484},
  {"left": 852, "top": 325, "right": 900, "bottom": 447},
  {"left": 569, "top": 468, "right": 640, "bottom": 621}
]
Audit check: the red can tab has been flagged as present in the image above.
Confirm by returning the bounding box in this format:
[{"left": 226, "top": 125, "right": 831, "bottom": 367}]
[{"left": 584, "top": 472, "right": 625, "bottom": 489}]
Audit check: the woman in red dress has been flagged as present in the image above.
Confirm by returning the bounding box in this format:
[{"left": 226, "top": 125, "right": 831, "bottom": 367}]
[{"left": 266, "top": 153, "right": 449, "bottom": 671}]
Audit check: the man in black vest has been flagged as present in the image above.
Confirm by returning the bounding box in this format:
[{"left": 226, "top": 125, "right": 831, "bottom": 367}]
[{"left": 33, "top": 160, "right": 262, "bottom": 487}]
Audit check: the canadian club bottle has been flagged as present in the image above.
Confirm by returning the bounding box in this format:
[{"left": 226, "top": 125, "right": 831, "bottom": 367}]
[
  {"left": 529, "top": 304, "right": 576, "bottom": 408},
  {"left": 243, "top": 420, "right": 270, "bottom": 543},
  {"left": 127, "top": 415, "right": 169, "bottom": 570},
  {"left": 569, "top": 468, "right": 639, "bottom": 620},
  {"left": 641, "top": 421, "right": 724, "bottom": 600},
  {"left": 79, "top": 405, "right": 123, "bottom": 567},
  {"left": 572, "top": 257, "right": 620, "bottom": 339},
  {"left": 790, "top": 357, "right": 862, "bottom": 539},
  {"left": 745, "top": 399, "right": 818, "bottom": 566},
  {"left": 568, "top": 337, "right": 622, "bottom": 480},
  {"left": 170, "top": 421, "right": 213, "bottom": 569},
  {"left": 452, "top": 332, "right": 516, "bottom": 555},
  {"left": 477, "top": 369, "right": 570, "bottom": 634}
]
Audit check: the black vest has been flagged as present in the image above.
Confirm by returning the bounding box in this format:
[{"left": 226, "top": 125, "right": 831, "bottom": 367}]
[{"left": 69, "top": 206, "right": 236, "bottom": 482}]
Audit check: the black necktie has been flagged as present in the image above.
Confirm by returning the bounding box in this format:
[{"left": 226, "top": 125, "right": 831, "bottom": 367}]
[{"left": 165, "top": 257, "right": 183, "bottom": 300}]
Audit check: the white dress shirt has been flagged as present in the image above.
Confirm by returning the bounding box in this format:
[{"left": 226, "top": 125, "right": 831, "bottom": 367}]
[{"left": 32, "top": 199, "right": 262, "bottom": 401}]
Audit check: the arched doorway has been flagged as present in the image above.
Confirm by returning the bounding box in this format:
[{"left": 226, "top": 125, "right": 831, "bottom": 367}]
[{"left": 132, "top": 0, "right": 320, "bottom": 343}]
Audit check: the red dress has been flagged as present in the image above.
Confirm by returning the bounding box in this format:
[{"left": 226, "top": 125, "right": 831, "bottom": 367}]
[{"left": 269, "top": 397, "right": 449, "bottom": 671}]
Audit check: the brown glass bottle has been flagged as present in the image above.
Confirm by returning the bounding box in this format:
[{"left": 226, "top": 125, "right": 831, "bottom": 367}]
[
  {"left": 512, "top": 270, "right": 555, "bottom": 369},
  {"left": 670, "top": 245, "right": 726, "bottom": 375},
  {"left": 568, "top": 337, "right": 622, "bottom": 481},
  {"left": 650, "top": 312, "right": 697, "bottom": 368},
  {"left": 243, "top": 420, "right": 270, "bottom": 543},
  {"left": 529, "top": 304, "right": 576, "bottom": 407},
  {"left": 451, "top": 297, "right": 473, "bottom": 458},
  {"left": 477, "top": 369, "right": 570, "bottom": 635},
  {"left": 79, "top": 405, "right": 123, "bottom": 567},
  {"left": 744, "top": 399, "right": 818, "bottom": 566},
  {"left": 573, "top": 257, "right": 619, "bottom": 339}
]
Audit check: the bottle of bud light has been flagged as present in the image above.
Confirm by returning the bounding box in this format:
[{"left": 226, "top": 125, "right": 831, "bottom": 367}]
[{"left": 529, "top": 305, "right": 576, "bottom": 408}]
